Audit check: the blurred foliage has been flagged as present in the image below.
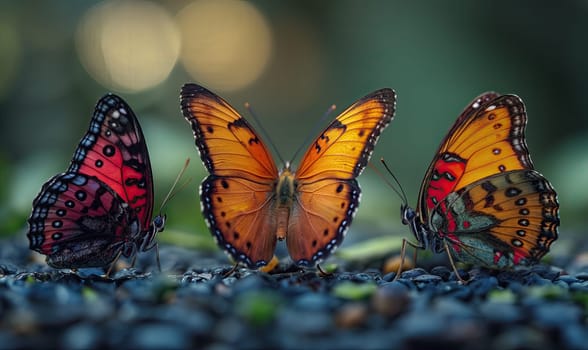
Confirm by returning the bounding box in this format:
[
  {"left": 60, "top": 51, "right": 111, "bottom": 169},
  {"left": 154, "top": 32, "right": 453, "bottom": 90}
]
[
  {"left": 1, "top": 0, "right": 586, "bottom": 254},
  {"left": 332, "top": 281, "right": 378, "bottom": 300}
]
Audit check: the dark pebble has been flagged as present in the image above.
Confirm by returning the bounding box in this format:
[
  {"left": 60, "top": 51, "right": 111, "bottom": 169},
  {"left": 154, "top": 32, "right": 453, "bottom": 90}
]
[
  {"left": 479, "top": 301, "right": 524, "bottom": 324},
  {"left": 61, "top": 323, "right": 102, "bottom": 350},
  {"left": 412, "top": 274, "right": 443, "bottom": 286},
  {"left": 292, "top": 292, "right": 340, "bottom": 311},
  {"left": 429, "top": 265, "right": 451, "bottom": 280},
  {"left": 381, "top": 271, "right": 397, "bottom": 282},
  {"left": 399, "top": 268, "right": 428, "bottom": 279},
  {"left": 371, "top": 281, "right": 410, "bottom": 317},
  {"left": 128, "top": 324, "right": 191, "bottom": 349},
  {"left": 555, "top": 275, "right": 580, "bottom": 284},
  {"left": 532, "top": 302, "right": 583, "bottom": 329},
  {"left": 277, "top": 309, "right": 333, "bottom": 335},
  {"left": 575, "top": 271, "right": 588, "bottom": 280}
]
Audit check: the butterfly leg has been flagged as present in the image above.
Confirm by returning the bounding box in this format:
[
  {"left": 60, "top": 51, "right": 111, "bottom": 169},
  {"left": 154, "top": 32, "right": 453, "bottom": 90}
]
[
  {"left": 443, "top": 241, "right": 470, "bottom": 284},
  {"left": 223, "top": 263, "right": 240, "bottom": 278},
  {"left": 393, "top": 238, "right": 424, "bottom": 281},
  {"left": 105, "top": 250, "right": 124, "bottom": 278},
  {"left": 316, "top": 264, "right": 333, "bottom": 277}
]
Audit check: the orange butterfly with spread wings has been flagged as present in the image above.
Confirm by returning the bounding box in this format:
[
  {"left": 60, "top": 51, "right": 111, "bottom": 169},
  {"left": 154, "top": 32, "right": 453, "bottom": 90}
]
[
  {"left": 181, "top": 83, "right": 396, "bottom": 268},
  {"left": 399, "top": 92, "right": 559, "bottom": 274}
]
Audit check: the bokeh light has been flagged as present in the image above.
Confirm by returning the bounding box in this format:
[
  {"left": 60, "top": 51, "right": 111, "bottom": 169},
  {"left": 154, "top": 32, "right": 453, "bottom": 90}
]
[
  {"left": 75, "top": 0, "right": 180, "bottom": 93},
  {"left": 176, "top": 0, "right": 272, "bottom": 92}
]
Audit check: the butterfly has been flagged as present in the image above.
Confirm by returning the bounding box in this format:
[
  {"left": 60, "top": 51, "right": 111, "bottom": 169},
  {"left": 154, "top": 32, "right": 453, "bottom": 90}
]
[
  {"left": 27, "top": 94, "right": 165, "bottom": 271},
  {"left": 399, "top": 92, "right": 560, "bottom": 275},
  {"left": 181, "top": 83, "right": 396, "bottom": 268}
]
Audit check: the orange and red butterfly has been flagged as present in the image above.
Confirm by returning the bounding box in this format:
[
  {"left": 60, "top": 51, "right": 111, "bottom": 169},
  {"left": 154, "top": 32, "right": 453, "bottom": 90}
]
[
  {"left": 181, "top": 84, "right": 396, "bottom": 268},
  {"left": 398, "top": 92, "right": 559, "bottom": 274}
]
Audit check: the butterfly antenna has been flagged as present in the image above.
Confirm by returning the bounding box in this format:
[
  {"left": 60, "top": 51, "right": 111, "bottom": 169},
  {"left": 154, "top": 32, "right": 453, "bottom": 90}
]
[
  {"left": 290, "top": 104, "right": 337, "bottom": 164},
  {"left": 157, "top": 158, "right": 192, "bottom": 214},
  {"left": 372, "top": 157, "right": 409, "bottom": 206},
  {"left": 244, "top": 102, "right": 286, "bottom": 166}
]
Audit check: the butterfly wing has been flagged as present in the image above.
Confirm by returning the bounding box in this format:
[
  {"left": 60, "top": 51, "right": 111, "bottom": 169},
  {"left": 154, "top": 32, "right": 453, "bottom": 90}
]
[
  {"left": 431, "top": 170, "right": 559, "bottom": 267},
  {"left": 27, "top": 94, "right": 155, "bottom": 268},
  {"left": 27, "top": 173, "right": 139, "bottom": 269},
  {"left": 181, "top": 83, "right": 280, "bottom": 267},
  {"left": 287, "top": 88, "right": 397, "bottom": 264},
  {"left": 67, "top": 94, "right": 154, "bottom": 230},
  {"left": 416, "top": 93, "right": 559, "bottom": 267},
  {"left": 418, "top": 93, "right": 532, "bottom": 216}
]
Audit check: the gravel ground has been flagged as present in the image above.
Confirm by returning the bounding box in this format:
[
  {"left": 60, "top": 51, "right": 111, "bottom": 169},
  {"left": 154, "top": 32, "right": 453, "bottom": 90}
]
[{"left": 1, "top": 235, "right": 587, "bottom": 350}]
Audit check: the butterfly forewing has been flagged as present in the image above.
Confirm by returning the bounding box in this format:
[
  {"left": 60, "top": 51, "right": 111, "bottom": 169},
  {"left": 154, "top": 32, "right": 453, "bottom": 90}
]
[
  {"left": 67, "top": 94, "right": 154, "bottom": 230},
  {"left": 296, "top": 88, "right": 396, "bottom": 181},
  {"left": 181, "top": 84, "right": 278, "bottom": 181},
  {"left": 419, "top": 93, "right": 533, "bottom": 221}
]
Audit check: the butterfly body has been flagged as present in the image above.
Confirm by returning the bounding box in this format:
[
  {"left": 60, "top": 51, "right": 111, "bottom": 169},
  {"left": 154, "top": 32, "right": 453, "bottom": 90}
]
[
  {"left": 402, "top": 92, "right": 559, "bottom": 269},
  {"left": 27, "top": 94, "right": 163, "bottom": 269},
  {"left": 182, "top": 84, "right": 395, "bottom": 268}
]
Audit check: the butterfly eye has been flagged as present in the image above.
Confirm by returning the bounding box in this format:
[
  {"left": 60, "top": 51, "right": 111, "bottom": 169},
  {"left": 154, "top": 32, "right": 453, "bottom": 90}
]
[
  {"left": 152, "top": 214, "right": 166, "bottom": 232},
  {"left": 401, "top": 205, "right": 416, "bottom": 224}
]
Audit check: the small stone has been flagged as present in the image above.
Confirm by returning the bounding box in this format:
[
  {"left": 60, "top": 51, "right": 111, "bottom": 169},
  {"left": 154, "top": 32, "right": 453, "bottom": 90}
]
[
  {"left": 532, "top": 302, "right": 582, "bottom": 329},
  {"left": 293, "top": 292, "right": 339, "bottom": 311},
  {"left": 277, "top": 309, "right": 333, "bottom": 335},
  {"left": 555, "top": 275, "right": 579, "bottom": 284},
  {"left": 61, "top": 322, "right": 101, "bottom": 350},
  {"left": 128, "top": 324, "right": 190, "bottom": 349},
  {"left": 479, "top": 301, "right": 524, "bottom": 324},
  {"left": 575, "top": 271, "right": 588, "bottom": 281},
  {"left": 381, "top": 271, "right": 397, "bottom": 282},
  {"left": 560, "top": 324, "right": 588, "bottom": 350},
  {"left": 335, "top": 303, "right": 368, "bottom": 328},
  {"left": 399, "top": 268, "right": 428, "bottom": 279},
  {"left": 372, "top": 281, "right": 410, "bottom": 317},
  {"left": 429, "top": 266, "right": 451, "bottom": 280},
  {"left": 413, "top": 274, "right": 442, "bottom": 285}
]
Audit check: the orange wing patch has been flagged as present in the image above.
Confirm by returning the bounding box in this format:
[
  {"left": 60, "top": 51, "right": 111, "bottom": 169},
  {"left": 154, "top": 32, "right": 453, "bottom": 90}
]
[
  {"left": 181, "top": 84, "right": 278, "bottom": 181},
  {"left": 296, "top": 89, "right": 396, "bottom": 181},
  {"left": 286, "top": 179, "right": 360, "bottom": 265},
  {"left": 441, "top": 95, "right": 532, "bottom": 190},
  {"left": 201, "top": 176, "right": 277, "bottom": 267}
]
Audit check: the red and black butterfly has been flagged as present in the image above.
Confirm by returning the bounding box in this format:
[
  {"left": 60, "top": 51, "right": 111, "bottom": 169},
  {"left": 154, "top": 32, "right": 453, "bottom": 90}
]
[{"left": 27, "top": 94, "right": 164, "bottom": 270}]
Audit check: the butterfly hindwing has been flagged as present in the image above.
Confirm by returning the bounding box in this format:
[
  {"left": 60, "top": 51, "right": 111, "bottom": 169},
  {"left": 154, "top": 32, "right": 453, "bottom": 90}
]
[
  {"left": 432, "top": 170, "right": 559, "bottom": 268},
  {"left": 200, "top": 175, "right": 277, "bottom": 267},
  {"left": 28, "top": 173, "right": 139, "bottom": 268},
  {"left": 287, "top": 179, "right": 361, "bottom": 265}
]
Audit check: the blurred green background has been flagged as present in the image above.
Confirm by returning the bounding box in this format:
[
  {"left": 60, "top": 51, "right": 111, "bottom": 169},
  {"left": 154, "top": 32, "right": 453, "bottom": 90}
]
[{"left": 1, "top": 0, "right": 586, "bottom": 252}]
